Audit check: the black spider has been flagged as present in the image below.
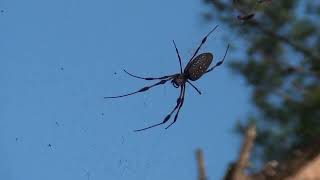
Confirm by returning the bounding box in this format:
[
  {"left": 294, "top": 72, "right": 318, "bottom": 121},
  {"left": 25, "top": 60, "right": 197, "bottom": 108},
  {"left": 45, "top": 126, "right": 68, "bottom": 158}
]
[{"left": 104, "top": 25, "right": 229, "bottom": 132}]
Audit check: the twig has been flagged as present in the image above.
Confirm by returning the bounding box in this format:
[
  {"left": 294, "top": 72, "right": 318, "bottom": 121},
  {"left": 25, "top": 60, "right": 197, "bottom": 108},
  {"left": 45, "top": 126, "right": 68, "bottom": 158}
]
[
  {"left": 196, "top": 149, "right": 207, "bottom": 180},
  {"left": 232, "top": 123, "right": 257, "bottom": 180}
]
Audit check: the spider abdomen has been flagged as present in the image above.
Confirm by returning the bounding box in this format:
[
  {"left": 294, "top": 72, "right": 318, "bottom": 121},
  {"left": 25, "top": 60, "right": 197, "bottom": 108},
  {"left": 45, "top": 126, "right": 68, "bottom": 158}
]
[{"left": 186, "top": 53, "right": 213, "bottom": 81}]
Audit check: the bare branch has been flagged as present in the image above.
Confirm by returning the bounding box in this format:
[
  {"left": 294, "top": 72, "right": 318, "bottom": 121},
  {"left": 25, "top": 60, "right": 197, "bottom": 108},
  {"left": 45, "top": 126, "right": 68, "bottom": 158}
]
[
  {"left": 230, "top": 123, "right": 257, "bottom": 180},
  {"left": 196, "top": 149, "right": 207, "bottom": 180}
]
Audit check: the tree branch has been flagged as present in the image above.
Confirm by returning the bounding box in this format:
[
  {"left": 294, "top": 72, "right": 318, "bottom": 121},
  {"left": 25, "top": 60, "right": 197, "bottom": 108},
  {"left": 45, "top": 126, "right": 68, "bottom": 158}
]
[
  {"left": 196, "top": 149, "right": 207, "bottom": 180},
  {"left": 224, "top": 123, "right": 256, "bottom": 180}
]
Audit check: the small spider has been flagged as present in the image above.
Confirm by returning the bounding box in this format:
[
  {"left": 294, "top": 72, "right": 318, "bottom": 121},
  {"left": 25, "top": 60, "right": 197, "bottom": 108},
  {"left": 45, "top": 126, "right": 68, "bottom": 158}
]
[
  {"left": 233, "top": 0, "right": 272, "bottom": 22},
  {"left": 104, "top": 25, "right": 229, "bottom": 131},
  {"left": 237, "top": 13, "right": 255, "bottom": 21}
]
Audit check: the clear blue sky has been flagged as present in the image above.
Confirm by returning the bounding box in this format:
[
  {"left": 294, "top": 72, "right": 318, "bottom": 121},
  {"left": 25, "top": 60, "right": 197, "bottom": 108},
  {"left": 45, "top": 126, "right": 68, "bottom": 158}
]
[{"left": 0, "top": 0, "right": 251, "bottom": 179}]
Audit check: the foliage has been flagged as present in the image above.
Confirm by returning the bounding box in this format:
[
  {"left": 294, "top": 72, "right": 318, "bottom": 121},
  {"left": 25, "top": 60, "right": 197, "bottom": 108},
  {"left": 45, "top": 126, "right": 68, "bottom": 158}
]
[{"left": 203, "top": 0, "right": 320, "bottom": 161}]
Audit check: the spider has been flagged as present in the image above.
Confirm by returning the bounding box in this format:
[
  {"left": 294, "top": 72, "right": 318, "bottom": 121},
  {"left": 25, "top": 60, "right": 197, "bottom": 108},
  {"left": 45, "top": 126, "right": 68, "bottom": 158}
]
[{"left": 104, "top": 25, "right": 229, "bottom": 132}]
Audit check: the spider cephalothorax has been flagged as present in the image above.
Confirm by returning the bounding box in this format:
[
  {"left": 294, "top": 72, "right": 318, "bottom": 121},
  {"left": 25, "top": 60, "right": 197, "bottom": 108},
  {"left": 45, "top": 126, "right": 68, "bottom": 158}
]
[
  {"left": 171, "top": 74, "right": 186, "bottom": 88},
  {"left": 105, "top": 25, "right": 229, "bottom": 131}
]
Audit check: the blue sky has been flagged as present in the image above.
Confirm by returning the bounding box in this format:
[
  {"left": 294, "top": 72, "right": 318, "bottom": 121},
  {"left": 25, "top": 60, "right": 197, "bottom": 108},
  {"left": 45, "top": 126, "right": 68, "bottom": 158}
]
[{"left": 0, "top": 0, "right": 251, "bottom": 179}]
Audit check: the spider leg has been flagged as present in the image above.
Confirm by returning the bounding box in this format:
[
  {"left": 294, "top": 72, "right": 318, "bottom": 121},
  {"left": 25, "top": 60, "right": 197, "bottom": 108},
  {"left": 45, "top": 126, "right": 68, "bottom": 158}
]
[
  {"left": 186, "top": 25, "right": 219, "bottom": 67},
  {"left": 187, "top": 81, "right": 201, "bottom": 95},
  {"left": 134, "top": 85, "right": 184, "bottom": 132},
  {"left": 104, "top": 78, "right": 173, "bottom": 99},
  {"left": 172, "top": 40, "right": 183, "bottom": 73},
  {"left": 123, "top": 69, "right": 177, "bottom": 80},
  {"left": 165, "top": 84, "right": 186, "bottom": 129},
  {"left": 206, "top": 44, "right": 230, "bottom": 73}
]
